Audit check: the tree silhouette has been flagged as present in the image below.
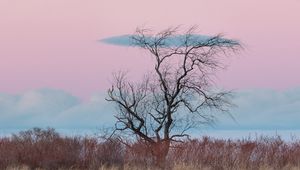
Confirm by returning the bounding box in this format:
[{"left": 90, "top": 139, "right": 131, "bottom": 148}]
[{"left": 106, "top": 26, "right": 241, "bottom": 168}]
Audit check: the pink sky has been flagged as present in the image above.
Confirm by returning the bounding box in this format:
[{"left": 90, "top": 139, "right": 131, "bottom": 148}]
[{"left": 1, "top": 0, "right": 300, "bottom": 100}]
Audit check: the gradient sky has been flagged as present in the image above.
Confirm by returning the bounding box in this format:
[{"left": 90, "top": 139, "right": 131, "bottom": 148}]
[
  {"left": 1, "top": 0, "right": 300, "bottom": 99},
  {"left": 0, "top": 0, "right": 300, "bottom": 132}
]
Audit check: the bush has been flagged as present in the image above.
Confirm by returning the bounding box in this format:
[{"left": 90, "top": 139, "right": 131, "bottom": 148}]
[{"left": 1, "top": 128, "right": 300, "bottom": 169}]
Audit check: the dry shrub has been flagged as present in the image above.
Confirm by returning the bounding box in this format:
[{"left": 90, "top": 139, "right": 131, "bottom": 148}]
[
  {"left": 170, "top": 136, "right": 300, "bottom": 170},
  {"left": 0, "top": 128, "right": 123, "bottom": 170},
  {"left": 2, "top": 128, "right": 300, "bottom": 170}
]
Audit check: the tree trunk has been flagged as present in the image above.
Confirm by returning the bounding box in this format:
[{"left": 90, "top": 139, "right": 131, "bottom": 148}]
[{"left": 152, "top": 140, "right": 170, "bottom": 169}]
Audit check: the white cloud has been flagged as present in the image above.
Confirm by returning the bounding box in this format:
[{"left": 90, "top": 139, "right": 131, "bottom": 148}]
[
  {"left": 0, "top": 89, "right": 114, "bottom": 129},
  {"left": 0, "top": 88, "right": 300, "bottom": 131},
  {"left": 215, "top": 88, "right": 300, "bottom": 130}
]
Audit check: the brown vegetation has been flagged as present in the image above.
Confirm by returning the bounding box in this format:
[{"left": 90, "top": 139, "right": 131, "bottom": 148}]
[{"left": 1, "top": 128, "right": 300, "bottom": 170}]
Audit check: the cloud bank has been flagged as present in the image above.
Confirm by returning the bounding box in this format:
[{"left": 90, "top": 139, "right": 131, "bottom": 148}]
[
  {"left": 0, "top": 89, "right": 114, "bottom": 129},
  {"left": 216, "top": 88, "right": 300, "bottom": 130},
  {"left": 0, "top": 88, "right": 300, "bottom": 131}
]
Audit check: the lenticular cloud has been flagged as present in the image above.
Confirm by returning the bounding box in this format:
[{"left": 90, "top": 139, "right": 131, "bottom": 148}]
[{"left": 100, "top": 34, "right": 238, "bottom": 47}]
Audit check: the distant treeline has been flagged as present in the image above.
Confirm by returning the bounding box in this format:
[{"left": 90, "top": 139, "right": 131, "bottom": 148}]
[{"left": 0, "top": 128, "right": 300, "bottom": 170}]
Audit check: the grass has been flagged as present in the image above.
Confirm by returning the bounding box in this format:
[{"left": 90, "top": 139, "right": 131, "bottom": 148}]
[{"left": 1, "top": 128, "right": 300, "bottom": 170}]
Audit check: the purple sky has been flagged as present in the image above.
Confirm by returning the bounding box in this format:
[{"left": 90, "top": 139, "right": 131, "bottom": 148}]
[
  {"left": 1, "top": 0, "right": 300, "bottom": 100},
  {"left": 1, "top": 0, "right": 300, "bottom": 132}
]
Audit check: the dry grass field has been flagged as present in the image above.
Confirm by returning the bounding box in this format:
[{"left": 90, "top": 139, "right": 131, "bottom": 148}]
[{"left": 1, "top": 128, "right": 300, "bottom": 170}]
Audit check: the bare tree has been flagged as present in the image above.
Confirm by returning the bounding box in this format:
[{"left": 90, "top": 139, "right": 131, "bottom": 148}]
[{"left": 106, "top": 26, "right": 241, "bottom": 167}]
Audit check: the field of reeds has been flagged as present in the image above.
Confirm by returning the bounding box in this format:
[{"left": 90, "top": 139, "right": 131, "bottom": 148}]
[{"left": 1, "top": 128, "right": 300, "bottom": 170}]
